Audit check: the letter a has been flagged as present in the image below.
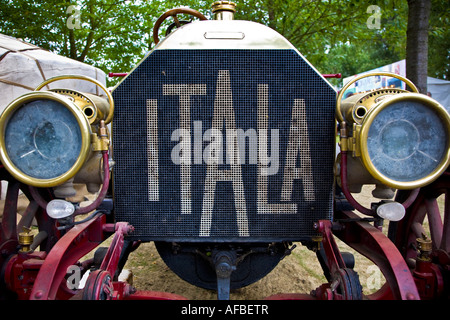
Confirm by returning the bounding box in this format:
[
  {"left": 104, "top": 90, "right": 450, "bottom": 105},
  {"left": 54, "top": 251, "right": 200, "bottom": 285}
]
[
  {"left": 200, "top": 70, "right": 249, "bottom": 237},
  {"left": 281, "top": 99, "right": 315, "bottom": 202}
]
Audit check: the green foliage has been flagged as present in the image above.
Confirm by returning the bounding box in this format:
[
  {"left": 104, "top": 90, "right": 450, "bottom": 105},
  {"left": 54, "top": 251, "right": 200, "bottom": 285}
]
[
  {"left": 428, "top": 0, "right": 450, "bottom": 79},
  {"left": 0, "top": 0, "right": 211, "bottom": 85},
  {"left": 317, "top": 1, "right": 408, "bottom": 85},
  {"left": 0, "top": 0, "right": 448, "bottom": 86}
]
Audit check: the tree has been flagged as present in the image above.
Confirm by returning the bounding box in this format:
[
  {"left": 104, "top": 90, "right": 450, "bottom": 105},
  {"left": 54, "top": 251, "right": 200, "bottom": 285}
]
[
  {"left": 406, "top": 0, "right": 432, "bottom": 93},
  {"left": 1, "top": 0, "right": 447, "bottom": 88},
  {"left": 235, "top": 0, "right": 411, "bottom": 87},
  {"left": 428, "top": 0, "right": 450, "bottom": 79},
  {"left": 236, "top": 1, "right": 370, "bottom": 67},
  {"left": 0, "top": 0, "right": 211, "bottom": 85},
  {"left": 0, "top": 1, "right": 147, "bottom": 82}
]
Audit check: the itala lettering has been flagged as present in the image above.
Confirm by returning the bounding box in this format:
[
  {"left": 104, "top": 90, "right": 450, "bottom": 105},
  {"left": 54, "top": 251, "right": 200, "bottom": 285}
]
[{"left": 147, "top": 70, "right": 314, "bottom": 236}]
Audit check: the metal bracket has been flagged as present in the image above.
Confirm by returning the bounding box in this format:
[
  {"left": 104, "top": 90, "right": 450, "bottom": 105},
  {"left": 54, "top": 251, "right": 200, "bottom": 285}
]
[
  {"left": 30, "top": 214, "right": 108, "bottom": 300},
  {"left": 99, "top": 222, "right": 134, "bottom": 278},
  {"left": 213, "top": 251, "right": 237, "bottom": 300},
  {"left": 333, "top": 210, "right": 421, "bottom": 300},
  {"left": 313, "top": 219, "right": 363, "bottom": 300},
  {"left": 82, "top": 222, "right": 134, "bottom": 300}
]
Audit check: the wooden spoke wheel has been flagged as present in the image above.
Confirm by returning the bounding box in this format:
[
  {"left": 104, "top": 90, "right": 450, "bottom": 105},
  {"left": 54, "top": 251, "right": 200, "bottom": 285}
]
[{"left": 391, "top": 171, "right": 450, "bottom": 263}]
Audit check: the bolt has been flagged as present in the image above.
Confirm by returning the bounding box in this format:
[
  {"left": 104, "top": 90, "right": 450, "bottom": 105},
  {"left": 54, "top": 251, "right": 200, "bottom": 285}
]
[
  {"left": 406, "top": 292, "right": 417, "bottom": 300},
  {"left": 129, "top": 286, "right": 137, "bottom": 295},
  {"left": 34, "top": 290, "right": 43, "bottom": 299}
]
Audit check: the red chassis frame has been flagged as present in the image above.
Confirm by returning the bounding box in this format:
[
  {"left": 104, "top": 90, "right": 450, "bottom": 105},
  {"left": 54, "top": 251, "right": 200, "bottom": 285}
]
[
  {"left": 2, "top": 206, "right": 446, "bottom": 300},
  {"left": 2, "top": 211, "right": 187, "bottom": 300},
  {"left": 0, "top": 173, "right": 448, "bottom": 300}
]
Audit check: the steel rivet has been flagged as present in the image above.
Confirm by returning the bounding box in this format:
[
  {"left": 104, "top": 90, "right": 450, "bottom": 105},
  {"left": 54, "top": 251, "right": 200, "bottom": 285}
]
[{"left": 34, "top": 290, "right": 43, "bottom": 299}]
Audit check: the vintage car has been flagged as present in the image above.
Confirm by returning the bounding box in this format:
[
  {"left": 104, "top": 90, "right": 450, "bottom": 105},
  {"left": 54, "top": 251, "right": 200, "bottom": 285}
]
[{"left": 0, "top": 1, "right": 448, "bottom": 300}]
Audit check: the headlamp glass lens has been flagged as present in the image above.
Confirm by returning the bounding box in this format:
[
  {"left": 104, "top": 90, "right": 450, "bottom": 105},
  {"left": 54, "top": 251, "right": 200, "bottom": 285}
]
[
  {"left": 5, "top": 99, "right": 82, "bottom": 179},
  {"left": 366, "top": 100, "right": 447, "bottom": 182}
]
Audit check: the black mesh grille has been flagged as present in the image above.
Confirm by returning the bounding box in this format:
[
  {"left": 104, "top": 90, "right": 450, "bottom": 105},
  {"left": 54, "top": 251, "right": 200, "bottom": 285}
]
[{"left": 112, "top": 49, "right": 336, "bottom": 241}]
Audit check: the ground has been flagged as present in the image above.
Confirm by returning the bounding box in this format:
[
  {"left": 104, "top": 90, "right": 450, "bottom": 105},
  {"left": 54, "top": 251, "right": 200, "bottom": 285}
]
[{"left": 121, "top": 239, "right": 381, "bottom": 300}]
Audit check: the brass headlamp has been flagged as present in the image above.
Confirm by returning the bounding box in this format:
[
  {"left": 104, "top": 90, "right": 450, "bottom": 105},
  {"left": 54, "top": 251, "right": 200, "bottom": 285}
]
[
  {"left": 0, "top": 75, "right": 113, "bottom": 189},
  {"left": 336, "top": 72, "right": 450, "bottom": 190}
]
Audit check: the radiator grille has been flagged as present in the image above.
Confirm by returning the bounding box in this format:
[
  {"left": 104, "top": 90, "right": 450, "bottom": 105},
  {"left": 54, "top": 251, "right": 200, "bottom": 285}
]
[{"left": 112, "top": 49, "right": 336, "bottom": 241}]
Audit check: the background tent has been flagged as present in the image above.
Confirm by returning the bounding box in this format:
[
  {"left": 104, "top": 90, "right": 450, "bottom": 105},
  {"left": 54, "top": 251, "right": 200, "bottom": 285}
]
[
  {"left": 0, "top": 33, "right": 107, "bottom": 198},
  {"left": 0, "top": 33, "right": 106, "bottom": 112},
  {"left": 342, "top": 59, "right": 450, "bottom": 113},
  {"left": 428, "top": 76, "right": 450, "bottom": 112}
]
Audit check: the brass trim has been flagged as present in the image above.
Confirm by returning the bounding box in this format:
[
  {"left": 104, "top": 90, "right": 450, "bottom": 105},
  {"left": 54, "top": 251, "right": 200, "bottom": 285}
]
[
  {"left": 358, "top": 93, "right": 450, "bottom": 189},
  {"left": 211, "top": 1, "right": 237, "bottom": 13},
  {"left": 34, "top": 75, "right": 114, "bottom": 124},
  {"left": 18, "top": 227, "right": 34, "bottom": 252},
  {"left": 351, "top": 123, "right": 362, "bottom": 157},
  {"left": 336, "top": 72, "right": 419, "bottom": 123},
  {"left": 50, "top": 88, "right": 98, "bottom": 124},
  {"left": 211, "top": 1, "right": 236, "bottom": 20},
  {"left": 0, "top": 91, "right": 92, "bottom": 187},
  {"left": 340, "top": 88, "right": 408, "bottom": 124}
]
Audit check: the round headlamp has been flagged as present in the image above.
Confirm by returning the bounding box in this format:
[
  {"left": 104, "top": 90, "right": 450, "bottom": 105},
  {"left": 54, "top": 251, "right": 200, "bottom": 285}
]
[
  {"left": 359, "top": 93, "right": 450, "bottom": 189},
  {"left": 0, "top": 91, "right": 91, "bottom": 187}
]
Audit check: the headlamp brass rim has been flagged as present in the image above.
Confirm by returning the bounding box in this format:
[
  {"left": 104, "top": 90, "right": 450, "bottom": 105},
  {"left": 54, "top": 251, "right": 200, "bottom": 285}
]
[
  {"left": 50, "top": 88, "right": 99, "bottom": 124},
  {"left": 34, "top": 74, "right": 114, "bottom": 125},
  {"left": 0, "top": 91, "right": 92, "bottom": 187},
  {"left": 358, "top": 93, "right": 450, "bottom": 189},
  {"left": 336, "top": 72, "right": 419, "bottom": 123}
]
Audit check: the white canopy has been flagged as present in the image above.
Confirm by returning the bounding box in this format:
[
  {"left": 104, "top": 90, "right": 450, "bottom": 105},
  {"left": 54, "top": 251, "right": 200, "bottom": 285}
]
[
  {"left": 428, "top": 76, "right": 450, "bottom": 112},
  {"left": 343, "top": 60, "right": 450, "bottom": 113},
  {"left": 0, "top": 33, "right": 106, "bottom": 112}
]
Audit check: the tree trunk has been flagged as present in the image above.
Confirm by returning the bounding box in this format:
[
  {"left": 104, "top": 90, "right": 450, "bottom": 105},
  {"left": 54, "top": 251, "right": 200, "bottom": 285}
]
[
  {"left": 406, "top": 0, "right": 431, "bottom": 93},
  {"left": 266, "top": 0, "right": 277, "bottom": 30}
]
